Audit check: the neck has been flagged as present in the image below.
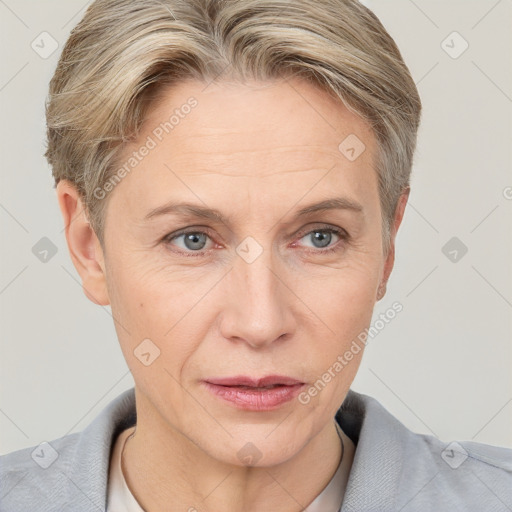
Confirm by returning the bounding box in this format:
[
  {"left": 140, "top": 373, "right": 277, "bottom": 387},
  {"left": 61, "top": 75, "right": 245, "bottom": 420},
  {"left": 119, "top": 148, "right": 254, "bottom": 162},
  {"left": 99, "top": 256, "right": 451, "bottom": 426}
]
[{"left": 121, "top": 393, "right": 355, "bottom": 512}]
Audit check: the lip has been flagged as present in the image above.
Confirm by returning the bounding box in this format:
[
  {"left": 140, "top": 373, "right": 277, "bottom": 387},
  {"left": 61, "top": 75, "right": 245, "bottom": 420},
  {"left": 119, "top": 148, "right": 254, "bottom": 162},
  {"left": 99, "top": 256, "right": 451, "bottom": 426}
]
[{"left": 203, "top": 375, "right": 305, "bottom": 411}]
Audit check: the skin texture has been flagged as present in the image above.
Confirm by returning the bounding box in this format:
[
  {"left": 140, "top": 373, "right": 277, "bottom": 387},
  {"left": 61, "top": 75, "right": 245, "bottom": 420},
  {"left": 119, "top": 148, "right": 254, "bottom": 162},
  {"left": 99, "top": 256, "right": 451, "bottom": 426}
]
[{"left": 57, "top": 77, "right": 408, "bottom": 511}]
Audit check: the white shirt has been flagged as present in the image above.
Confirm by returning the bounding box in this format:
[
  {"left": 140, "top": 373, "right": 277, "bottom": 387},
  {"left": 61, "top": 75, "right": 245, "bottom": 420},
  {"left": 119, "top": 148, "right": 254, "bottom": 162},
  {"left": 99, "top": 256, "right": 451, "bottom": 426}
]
[{"left": 107, "top": 425, "right": 351, "bottom": 512}]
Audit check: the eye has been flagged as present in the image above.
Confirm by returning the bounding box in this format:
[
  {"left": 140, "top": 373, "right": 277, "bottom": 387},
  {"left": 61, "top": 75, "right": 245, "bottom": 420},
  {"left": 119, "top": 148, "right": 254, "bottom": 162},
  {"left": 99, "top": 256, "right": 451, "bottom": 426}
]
[
  {"left": 294, "top": 226, "right": 348, "bottom": 254},
  {"left": 163, "top": 229, "right": 215, "bottom": 256},
  {"left": 162, "top": 225, "right": 349, "bottom": 257}
]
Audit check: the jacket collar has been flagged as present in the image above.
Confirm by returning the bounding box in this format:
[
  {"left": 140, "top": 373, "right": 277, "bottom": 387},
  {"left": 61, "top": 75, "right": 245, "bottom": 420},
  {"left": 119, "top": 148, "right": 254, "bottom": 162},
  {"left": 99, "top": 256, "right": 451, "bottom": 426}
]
[
  {"left": 337, "top": 390, "right": 404, "bottom": 511},
  {"left": 65, "top": 388, "right": 137, "bottom": 510}
]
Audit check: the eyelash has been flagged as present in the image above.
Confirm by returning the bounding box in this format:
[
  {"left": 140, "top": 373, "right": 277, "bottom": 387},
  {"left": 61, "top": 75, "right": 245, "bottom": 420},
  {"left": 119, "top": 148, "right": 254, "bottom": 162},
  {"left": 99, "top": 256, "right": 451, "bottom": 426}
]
[{"left": 162, "top": 225, "right": 350, "bottom": 258}]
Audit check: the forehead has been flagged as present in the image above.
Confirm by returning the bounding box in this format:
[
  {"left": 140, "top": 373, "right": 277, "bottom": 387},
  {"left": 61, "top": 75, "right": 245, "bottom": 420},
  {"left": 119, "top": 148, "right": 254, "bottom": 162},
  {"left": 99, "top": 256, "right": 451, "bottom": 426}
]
[
  {"left": 143, "top": 78, "right": 375, "bottom": 170},
  {"left": 110, "top": 78, "right": 378, "bottom": 222}
]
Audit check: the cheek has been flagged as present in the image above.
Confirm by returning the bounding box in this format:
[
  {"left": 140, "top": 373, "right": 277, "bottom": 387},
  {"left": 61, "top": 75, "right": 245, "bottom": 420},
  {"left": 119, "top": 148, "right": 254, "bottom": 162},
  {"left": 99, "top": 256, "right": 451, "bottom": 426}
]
[
  {"left": 106, "top": 247, "right": 182, "bottom": 323},
  {"left": 293, "top": 260, "right": 378, "bottom": 401},
  {"left": 106, "top": 252, "right": 214, "bottom": 371},
  {"left": 296, "top": 258, "right": 379, "bottom": 330}
]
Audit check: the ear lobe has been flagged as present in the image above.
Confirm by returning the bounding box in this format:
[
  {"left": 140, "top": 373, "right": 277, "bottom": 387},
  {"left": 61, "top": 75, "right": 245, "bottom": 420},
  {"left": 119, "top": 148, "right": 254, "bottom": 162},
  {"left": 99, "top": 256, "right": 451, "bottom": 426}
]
[{"left": 56, "top": 180, "right": 110, "bottom": 306}]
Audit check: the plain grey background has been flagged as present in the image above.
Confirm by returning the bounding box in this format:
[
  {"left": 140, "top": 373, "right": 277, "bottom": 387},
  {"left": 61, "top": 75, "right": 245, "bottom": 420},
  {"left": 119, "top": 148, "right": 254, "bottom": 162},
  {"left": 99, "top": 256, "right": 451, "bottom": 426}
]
[{"left": 0, "top": 0, "right": 511, "bottom": 455}]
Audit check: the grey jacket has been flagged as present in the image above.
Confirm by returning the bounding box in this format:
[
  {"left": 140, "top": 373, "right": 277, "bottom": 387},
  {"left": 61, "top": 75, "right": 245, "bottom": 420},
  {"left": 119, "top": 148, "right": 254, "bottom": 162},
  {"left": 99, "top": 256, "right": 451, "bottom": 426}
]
[{"left": 1, "top": 387, "right": 511, "bottom": 511}]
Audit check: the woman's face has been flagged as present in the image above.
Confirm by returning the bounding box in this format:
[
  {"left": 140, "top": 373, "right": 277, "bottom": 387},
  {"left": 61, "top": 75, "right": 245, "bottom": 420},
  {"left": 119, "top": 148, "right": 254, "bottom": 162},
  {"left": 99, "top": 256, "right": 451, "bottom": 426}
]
[{"left": 100, "top": 77, "right": 395, "bottom": 466}]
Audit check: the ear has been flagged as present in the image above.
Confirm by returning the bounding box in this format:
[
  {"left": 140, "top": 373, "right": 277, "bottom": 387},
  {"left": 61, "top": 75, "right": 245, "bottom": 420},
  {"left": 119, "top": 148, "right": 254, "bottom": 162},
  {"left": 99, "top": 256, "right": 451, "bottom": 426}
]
[
  {"left": 377, "top": 187, "right": 410, "bottom": 301},
  {"left": 56, "top": 180, "right": 110, "bottom": 306}
]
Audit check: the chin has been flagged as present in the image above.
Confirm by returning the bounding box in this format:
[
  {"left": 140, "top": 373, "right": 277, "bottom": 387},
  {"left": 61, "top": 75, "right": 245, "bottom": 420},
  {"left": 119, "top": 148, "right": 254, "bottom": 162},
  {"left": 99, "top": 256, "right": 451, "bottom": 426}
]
[{"left": 200, "top": 428, "right": 304, "bottom": 468}]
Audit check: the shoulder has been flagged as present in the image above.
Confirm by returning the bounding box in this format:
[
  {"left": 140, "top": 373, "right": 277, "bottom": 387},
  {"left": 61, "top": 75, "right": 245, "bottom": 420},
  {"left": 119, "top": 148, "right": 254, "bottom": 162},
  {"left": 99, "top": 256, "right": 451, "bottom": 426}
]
[
  {"left": 398, "top": 429, "right": 512, "bottom": 511},
  {"left": 0, "top": 388, "right": 136, "bottom": 512},
  {"left": 337, "top": 390, "right": 512, "bottom": 511},
  {"left": 0, "top": 432, "right": 81, "bottom": 511}
]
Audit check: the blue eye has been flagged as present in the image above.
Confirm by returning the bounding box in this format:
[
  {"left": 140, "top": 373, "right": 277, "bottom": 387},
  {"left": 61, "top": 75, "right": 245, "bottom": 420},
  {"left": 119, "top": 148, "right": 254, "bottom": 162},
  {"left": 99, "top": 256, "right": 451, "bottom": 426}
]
[
  {"left": 165, "top": 231, "right": 212, "bottom": 253},
  {"left": 163, "top": 225, "right": 349, "bottom": 257},
  {"left": 299, "top": 228, "right": 342, "bottom": 250}
]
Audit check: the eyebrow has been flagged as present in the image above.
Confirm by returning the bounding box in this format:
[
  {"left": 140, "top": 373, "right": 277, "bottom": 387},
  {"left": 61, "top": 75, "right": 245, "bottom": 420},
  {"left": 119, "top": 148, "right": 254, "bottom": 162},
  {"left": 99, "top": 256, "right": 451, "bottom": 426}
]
[{"left": 144, "top": 197, "right": 364, "bottom": 224}]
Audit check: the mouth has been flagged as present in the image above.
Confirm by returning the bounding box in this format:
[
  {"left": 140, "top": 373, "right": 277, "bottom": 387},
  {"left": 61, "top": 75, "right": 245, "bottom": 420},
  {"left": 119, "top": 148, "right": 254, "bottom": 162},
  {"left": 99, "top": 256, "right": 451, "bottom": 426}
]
[{"left": 202, "top": 375, "right": 305, "bottom": 411}]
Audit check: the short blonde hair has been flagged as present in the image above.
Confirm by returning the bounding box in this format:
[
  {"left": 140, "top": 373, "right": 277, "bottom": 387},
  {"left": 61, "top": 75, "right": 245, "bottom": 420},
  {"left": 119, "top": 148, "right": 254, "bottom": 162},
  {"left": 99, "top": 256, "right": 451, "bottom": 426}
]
[{"left": 45, "top": 0, "right": 421, "bottom": 253}]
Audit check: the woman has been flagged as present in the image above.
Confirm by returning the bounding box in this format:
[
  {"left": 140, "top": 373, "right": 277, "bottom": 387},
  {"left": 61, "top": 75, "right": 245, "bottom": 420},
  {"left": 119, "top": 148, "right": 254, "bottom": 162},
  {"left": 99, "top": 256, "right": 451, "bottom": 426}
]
[{"left": 1, "top": 0, "right": 510, "bottom": 511}]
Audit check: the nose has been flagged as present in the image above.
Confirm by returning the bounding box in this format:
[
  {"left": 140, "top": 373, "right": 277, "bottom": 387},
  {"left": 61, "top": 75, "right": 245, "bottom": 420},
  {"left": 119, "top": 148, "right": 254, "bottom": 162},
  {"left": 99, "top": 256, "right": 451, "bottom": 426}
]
[{"left": 218, "top": 246, "right": 296, "bottom": 349}]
